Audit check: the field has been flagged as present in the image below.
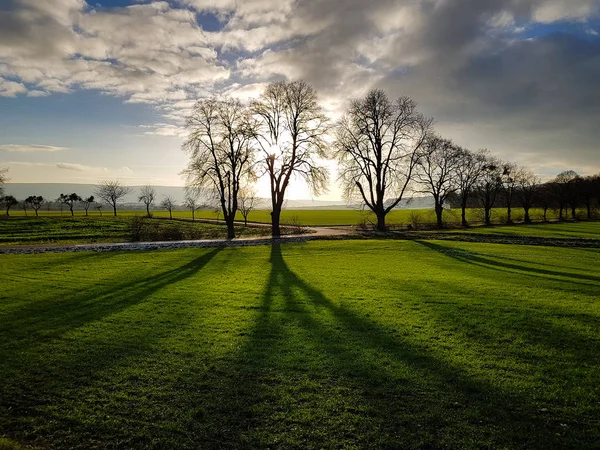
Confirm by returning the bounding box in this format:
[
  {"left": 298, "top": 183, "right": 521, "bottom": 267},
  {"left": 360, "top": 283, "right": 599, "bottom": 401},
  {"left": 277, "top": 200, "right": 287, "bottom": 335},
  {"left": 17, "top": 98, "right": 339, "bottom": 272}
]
[
  {"left": 9, "top": 206, "right": 585, "bottom": 226},
  {"left": 1, "top": 222, "right": 599, "bottom": 449},
  {"left": 0, "top": 217, "right": 268, "bottom": 246}
]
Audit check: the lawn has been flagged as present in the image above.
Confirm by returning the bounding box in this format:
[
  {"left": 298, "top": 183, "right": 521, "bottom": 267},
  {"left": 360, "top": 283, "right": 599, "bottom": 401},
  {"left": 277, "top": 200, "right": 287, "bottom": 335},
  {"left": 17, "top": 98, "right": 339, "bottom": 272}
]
[
  {"left": 446, "top": 221, "right": 600, "bottom": 239},
  {"left": 0, "top": 216, "right": 268, "bottom": 246},
  {"left": 0, "top": 240, "right": 598, "bottom": 448}
]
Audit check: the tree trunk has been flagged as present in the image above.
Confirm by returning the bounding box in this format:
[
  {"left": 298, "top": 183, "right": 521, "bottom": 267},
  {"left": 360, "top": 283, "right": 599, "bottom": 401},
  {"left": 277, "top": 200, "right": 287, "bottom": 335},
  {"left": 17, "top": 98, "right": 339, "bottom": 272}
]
[
  {"left": 461, "top": 198, "right": 468, "bottom": 227},
  {"left": 586, "top": 200, "right": 591, "bottom": 219},
  {"left": 35, "top": 209, "right": 39, "bottom": 217},
  {"left": 146, "top": 204, "right": 151, "bottom": 218},
  {"left": 524, "top": 207, "right": 531, "bottom": 223},
  {"left": 484, "top": 206, "right": 491, "bottom": 225},
  {"left": 559, "top": 206, "right": 564, "bottom": 220},
  {"left": 244, "top": 215, "right": 248, "bottom": 226},
  {"left": 571, "top": 205, "right": 577, "bottom": 220},
  {"left": 192, "top": 210, "right": 195, "bottom": 222},
  {"left": 543, "top": 207, "right": 548, "bottom": 221},
  {"left": 271, "top": 207, "right": 281, "bottom": 237},
  {"left": 435, "top": 201, "right": 443, "bottom": 229},
  {"left": 376, "top": 210, "right": 386, "bottom": 232},
  {"left": 70, "top": 206, "right": 74, "bottom": 217},
  {"left": 169, "top": 210, "right": 172, "bottom": 220},
  {"left": 506, "top": 204, "right": 512, "bottom": 224},
  {"left": 113, "top": 205, "right": 117, "bottom": 217},
  {"left": 225, "top": 215, "right": 235, "bottom": 239}
]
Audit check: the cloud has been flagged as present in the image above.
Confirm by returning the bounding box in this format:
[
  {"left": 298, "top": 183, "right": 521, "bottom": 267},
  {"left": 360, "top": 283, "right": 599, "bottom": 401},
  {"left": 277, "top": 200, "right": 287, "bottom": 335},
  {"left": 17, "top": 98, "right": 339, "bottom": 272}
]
[
  {"left": 0, "top": 144, "right": 68, "bottom": 152},
  {"left": 56, "top": 162, "right": 95, "bottom": 171},
  {"left": 1, "top": 0, "right": 600, "bottom": 180}
]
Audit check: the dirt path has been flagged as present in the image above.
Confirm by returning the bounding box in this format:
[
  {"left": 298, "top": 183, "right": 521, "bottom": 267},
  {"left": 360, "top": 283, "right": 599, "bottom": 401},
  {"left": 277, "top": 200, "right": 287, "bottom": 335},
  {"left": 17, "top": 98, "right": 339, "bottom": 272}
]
[{"left": 0, "top": 225, "right": 356, "bottom": 254}]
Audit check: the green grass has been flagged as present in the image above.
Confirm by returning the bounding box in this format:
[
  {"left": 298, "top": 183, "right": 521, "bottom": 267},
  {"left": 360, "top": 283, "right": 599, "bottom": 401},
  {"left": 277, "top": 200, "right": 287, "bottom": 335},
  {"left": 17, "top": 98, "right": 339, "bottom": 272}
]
[
  {"left": 447, "top": 221, "right": 600, "bottom": 239},
  {"left": 0, "top": 216, "right": 267, "bottom": 246},
  {"left": 11, "top": 207, "right": 594, "bottom": 226},
  {"left": 1, "top": 240, "right": 599, "bottom": 448}
]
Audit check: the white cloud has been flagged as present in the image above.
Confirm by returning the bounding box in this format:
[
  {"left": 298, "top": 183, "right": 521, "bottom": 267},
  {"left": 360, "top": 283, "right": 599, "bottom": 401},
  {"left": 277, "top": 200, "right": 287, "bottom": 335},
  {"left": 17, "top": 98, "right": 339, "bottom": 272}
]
[
  {"left": 0, "top": 144, "right": 68, "bottom": 152},
  {"left": 56, "top": 162, "right": 97, "bottom": 171}
]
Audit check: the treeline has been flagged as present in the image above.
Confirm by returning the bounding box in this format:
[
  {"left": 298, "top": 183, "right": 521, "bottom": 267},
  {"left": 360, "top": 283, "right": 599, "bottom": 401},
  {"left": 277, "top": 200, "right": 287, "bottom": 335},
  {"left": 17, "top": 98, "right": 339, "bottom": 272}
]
[{"left": 447, "top": 167, "right": 600, "bottom": 226}]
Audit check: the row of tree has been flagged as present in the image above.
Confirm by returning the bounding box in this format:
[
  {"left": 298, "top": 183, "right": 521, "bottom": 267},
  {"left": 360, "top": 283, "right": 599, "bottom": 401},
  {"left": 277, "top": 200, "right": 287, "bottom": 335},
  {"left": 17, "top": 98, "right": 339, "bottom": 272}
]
[
  {"left": 181, "top": 82, "right": 600, "bottom": 237},
  {"left": 0, "top": 177, "right": 262, "bottom": 224}
]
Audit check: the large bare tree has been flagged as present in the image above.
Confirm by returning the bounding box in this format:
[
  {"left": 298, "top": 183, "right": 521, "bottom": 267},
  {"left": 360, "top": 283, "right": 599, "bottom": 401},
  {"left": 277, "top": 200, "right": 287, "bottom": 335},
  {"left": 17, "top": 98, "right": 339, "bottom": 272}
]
[
  {"left": 333, "top": 89, "right": 431, "bottom": 231},
  {"left": 95, "top": 181, "right": 131, "bottom": 216},
  {"left": 252, "top": 80, "right": 329, "bottom": 236},
  {"left": 414, "top": 136, "right": 462, "bottom": 228},
  {"left": 454, "top": 148, "right": 487, "bottom": 227},
  {"left": 182, "top": 98, "right": 255, "bottom": 239}
]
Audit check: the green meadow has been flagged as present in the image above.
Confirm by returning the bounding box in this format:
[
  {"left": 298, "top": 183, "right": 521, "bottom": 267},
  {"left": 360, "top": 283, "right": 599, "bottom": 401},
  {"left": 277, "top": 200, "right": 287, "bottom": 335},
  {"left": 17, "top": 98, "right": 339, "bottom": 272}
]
[
  {"left": 1, "top": 226, "right": 599, "bottom": 448},
  {"left": 8, "top": 206, "right": 580, "bottom": 226}
]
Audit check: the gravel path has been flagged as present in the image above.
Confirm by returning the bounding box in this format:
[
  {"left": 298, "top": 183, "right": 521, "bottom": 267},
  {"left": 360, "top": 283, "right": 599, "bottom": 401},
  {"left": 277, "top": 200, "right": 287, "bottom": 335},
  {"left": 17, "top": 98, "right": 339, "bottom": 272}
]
[{"left": 0, "top": 226, "right": 355, "bottom": 254}]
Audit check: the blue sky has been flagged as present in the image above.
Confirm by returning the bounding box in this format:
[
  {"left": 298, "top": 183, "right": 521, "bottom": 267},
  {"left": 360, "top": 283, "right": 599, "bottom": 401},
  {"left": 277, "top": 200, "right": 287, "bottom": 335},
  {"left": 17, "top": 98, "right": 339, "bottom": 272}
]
[{"left": 1, "top": 0, "right": 599, "bottom": 200}]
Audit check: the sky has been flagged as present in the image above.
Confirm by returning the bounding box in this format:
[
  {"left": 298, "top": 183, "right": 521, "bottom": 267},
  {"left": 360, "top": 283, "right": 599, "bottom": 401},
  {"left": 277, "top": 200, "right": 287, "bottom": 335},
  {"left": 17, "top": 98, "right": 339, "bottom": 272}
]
[{"left": 1, "top": 0, "right": 599, "bottom": 201}]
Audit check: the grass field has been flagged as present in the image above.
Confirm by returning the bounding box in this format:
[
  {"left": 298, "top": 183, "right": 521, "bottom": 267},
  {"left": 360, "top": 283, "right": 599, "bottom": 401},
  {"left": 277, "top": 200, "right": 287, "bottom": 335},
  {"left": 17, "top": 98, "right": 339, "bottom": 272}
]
[
  {"left": 9, "top": 207, "right": 591, "bottom": 226},
  {"left": 0, "top": 217, "right": 267, "bottom": 246},
  {"left": 1, "top": 234, "right": 599, "bottom": 448},
  {"left": 447, "top": 221, "right": 600, "bottom": 239}
]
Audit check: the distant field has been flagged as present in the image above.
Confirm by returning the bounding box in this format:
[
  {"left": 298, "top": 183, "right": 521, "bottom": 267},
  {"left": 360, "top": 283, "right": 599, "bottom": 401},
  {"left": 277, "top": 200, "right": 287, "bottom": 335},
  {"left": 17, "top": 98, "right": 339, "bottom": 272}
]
[
  {"left": 0, "top": 217, "right": 268, "bottom": 246},
  {"left": 9, "top": 207, "right": 590, "bottom": 226},
  {"left": 1, "top": 240, "right": 598, "bottom": 448}
]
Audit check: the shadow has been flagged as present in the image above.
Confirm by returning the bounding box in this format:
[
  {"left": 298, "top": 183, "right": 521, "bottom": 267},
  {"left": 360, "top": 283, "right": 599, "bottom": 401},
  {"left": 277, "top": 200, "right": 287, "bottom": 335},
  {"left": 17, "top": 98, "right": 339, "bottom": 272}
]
[
  {"left": 415, "top": 240, "right": 600, "bottom": 286},
  {"left": 1, "top": 248, "right": 223, "bottom": 353},
  {"left": 183, "top": 244, "right": 581, "bottom": 449}
]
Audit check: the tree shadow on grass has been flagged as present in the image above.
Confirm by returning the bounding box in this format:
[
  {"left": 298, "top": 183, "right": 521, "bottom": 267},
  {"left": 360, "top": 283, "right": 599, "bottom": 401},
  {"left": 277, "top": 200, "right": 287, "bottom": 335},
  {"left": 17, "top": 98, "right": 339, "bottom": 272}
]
[
  {"left": 415, "top": 240, "right": 600, "bottom": 286},
  {"left": 0, "top": 248, "right": 223, "bottom": 447},
  {"left": 189, "top": 244, "right": 584, "bottom": 449}
]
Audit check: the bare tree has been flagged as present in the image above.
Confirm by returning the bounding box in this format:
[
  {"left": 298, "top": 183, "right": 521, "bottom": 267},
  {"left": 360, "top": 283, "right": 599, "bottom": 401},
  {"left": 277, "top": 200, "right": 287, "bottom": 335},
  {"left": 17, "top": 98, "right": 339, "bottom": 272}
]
[
  {"left": 184, "top": 189, "right": 202, "bottom": 222},
  {"left": 80, "top": 196, "right": 95, "bottom": 217},
  {"left": 2, "top": 195, "right": 18, "bottom": 216},
  {"left": 515, "top": 170, "right": 540, "bottom": 223},
  {"left": 554, "top": 170, "right": 581, "bottom": 220},
  {"left": 58, "top": 193, "right": 82, "bottom": 217},
  {"left": 160, "top": 195, "right": 176, "bottom": 219},
  {"left": 474, "top": 156, "right": 505, "bottom": 225},
  {"left": 252, "top": 80, "right": 330, "bottom": 236},
  {"left": 95, "top": 181, "right": 131, "bottom": 216},
  {"left": 238, "top": 186, "right": 259, "bottom": 226},
  {"left": 138, "top": 185, "right": 156, "bottom": 218},
  {"left": 501, "top": 162, "right": 519, "bottom": 224},
  {"left": 536, "top": 183, "right": 554, "bottom": 222},
  {"left": 414, "top": 136, "right": 462, "bottom": 228},
  {"left": 333, "top": 89, "right": 431, "bottom": 231},
  {"left": 95, "top": 204, "right": 103, "bottom": 216},
  {"left": 25, "top": 196, "right": 45, "bottom": 217},
  {"left": 183, "top": 98, "right": 255, "bottom": 239},
  {"left": 454, "top": 148, "right": 487, "bottom": 227}
]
